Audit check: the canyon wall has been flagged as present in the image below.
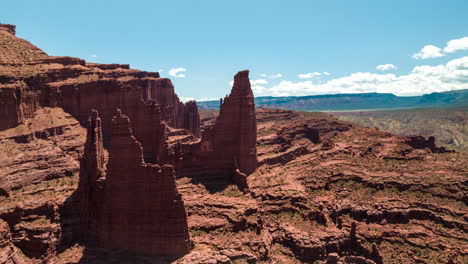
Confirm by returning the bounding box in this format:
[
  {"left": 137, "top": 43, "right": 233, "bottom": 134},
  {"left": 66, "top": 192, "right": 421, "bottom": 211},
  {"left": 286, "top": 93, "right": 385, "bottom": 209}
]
[{"left": 0, "top": 24, "right": 200, "bottom": 139}]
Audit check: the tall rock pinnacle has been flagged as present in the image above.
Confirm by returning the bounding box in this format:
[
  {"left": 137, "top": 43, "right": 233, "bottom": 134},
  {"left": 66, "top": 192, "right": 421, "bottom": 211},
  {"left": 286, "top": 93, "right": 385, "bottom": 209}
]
[
  {"left": 214, "top": 70, "right": 257, "bottom": 174},
  {"left": 78, "top": 109, "right": 106, "bottom": 242}
]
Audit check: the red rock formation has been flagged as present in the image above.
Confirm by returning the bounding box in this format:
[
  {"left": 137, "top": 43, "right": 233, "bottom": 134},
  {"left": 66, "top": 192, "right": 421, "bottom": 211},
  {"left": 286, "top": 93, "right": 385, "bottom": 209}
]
[
  {"left": 77, "top": 110, "right": 191, "bottom": 255},
  {"left": 213, "top": 70, "right": 257, "bottom": 174},
  {"left": 78, "top": 110, "right": 106, "bottom": 243},
  {"left": 0, "top": 24, "right": 16, "bottom": 35},
  {"left": 137, "top": 100, "right": 168, "bottom": 164},
  {"left": 98, "top": 110, "right": 190, "bottom": 255},
  {"left": 0, "top": 87, "right": 24, "bottom": 130},
  {"left": 178, "top": 70, "right": 257, "bottom": 185},
  {"left": 183, "top": 100, "right": 201, "bottom": 138},
  {"left": 404, "top": 135, "right": 447, "bottom": 153},
  {"left": 0, "top": 219, "right": 25, "bottom": 264}
]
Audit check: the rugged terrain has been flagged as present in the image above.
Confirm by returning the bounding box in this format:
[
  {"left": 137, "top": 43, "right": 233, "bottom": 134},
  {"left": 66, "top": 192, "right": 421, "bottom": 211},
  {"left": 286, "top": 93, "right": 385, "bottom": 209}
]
[
  {"left": 1, "top": 24, "right": 467, "bottom": 264},
  {"left": 1, "top": 107, "right": 467, "bottom": 264},
  {"left": 334, "top": 107, "right": 468, "bottom": 153}
]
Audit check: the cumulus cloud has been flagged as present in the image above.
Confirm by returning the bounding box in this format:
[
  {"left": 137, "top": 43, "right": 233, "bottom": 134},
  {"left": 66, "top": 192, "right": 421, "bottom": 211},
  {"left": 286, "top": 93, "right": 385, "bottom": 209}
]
[
  {"left": 179, "top": 96, "right": 195, "bottom": 102},
  {"left": 298, "top": 72, "right": 322, "bottom": 79},
  {"left": 412, "top": 37, "right": 468, "bottom": 59},
  {"left": 260, "top": 73, "right": 282, "bottom": 78},
  {"left": 412, "top": 45, "right": 444, "bottom": 59},
  {"left": 376, "top": 64, "right": 397, "bottom": 71},
  {"left": 269, "top": 73, "right": 282, "bottom": 78},
  {"left": 168, "top": 67, "right": 187, "bottom": 78},
  {"left": 251, "top": 56, "right": 468, "bottom": 97},
  {"left": 197, "top": 97, "right": 218, "bottom": 102},
  {"left": 230, "top": 79, "right": 268, "bottom": 87},
  {"left": 298, "top": 72, "right": 331, "bottom": 79},
  {"left": 250, "top": 79, "right": 268, "bottom": 85},
  {"left": 444, "top": 37, "right": 468, "bottom": 53}
]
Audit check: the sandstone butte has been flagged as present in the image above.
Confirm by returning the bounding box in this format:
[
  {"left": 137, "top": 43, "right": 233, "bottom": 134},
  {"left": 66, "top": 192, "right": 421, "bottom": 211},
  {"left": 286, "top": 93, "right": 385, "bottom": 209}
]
[{"left": 1, "top": 24, "right": 467, "bottom": 264}]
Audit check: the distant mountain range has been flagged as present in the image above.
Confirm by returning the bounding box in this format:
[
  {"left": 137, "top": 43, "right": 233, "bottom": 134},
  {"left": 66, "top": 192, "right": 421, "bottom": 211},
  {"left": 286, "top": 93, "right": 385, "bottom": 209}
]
[{"left": 198, "top": 89, "right": 468, "bottom": 111}]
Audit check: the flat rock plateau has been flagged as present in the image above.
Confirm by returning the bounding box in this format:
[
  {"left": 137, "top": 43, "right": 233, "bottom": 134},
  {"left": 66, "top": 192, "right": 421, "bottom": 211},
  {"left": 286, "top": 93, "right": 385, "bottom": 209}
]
[{"left": 1, "top": 24, "right": 467, "bottom": 264}]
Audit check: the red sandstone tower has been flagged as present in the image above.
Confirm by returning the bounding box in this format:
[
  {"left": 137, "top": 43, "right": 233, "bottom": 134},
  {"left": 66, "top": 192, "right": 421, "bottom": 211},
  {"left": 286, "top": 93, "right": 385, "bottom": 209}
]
[{"left": 213, "top": 70, "right": 257, "bottom": 174}]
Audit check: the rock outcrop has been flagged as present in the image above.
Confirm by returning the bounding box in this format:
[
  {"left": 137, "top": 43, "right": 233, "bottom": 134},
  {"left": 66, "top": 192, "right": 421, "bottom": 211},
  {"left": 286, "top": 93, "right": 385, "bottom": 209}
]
[
  {"left": 0, "top": 219, "right": 25, "bottom": 264},
  {"left": 213, "top": 70, "right": 257, "bottom": 174},
  {"left": 177, "top": 70, "right": 257, "bottom": 186},
  {"left": 78, "top": 110, "right": 190, "bottom": 256}
]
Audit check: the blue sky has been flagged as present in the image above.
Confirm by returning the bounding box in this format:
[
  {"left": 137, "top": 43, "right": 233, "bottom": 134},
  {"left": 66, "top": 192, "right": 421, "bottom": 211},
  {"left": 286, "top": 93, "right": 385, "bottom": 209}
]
[{"left": 2, "top": 0, "right": 468, "bottom": 100}]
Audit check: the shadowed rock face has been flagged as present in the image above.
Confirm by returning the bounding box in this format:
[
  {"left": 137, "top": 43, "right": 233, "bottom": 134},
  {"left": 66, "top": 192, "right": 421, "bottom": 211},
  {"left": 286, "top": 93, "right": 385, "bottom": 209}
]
[
  {"left": 0, "top": 219, "right": 25, "bottom": 264},
  {"left": 78, "top": 110, "right": 190, "bottom": 256},
  {"left": 77, "top": 110, "right": 106, "bottom": 243}
]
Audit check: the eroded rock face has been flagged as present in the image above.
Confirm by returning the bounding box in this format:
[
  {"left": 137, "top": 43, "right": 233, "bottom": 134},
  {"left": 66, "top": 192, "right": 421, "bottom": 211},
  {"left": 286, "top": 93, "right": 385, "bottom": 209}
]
[
  {"left": 0, "top": 24, "right": 201, "bottom": 139},
  {"left": 78, "top": 110, "right": 190, "bottom": 256},
  {"left": 0, "top": 219, "right": 25, "bottom": 264}
]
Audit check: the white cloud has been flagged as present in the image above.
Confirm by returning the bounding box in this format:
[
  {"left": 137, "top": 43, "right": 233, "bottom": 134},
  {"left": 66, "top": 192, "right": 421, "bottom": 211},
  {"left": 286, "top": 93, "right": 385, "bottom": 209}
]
[
  {"left": 298, "top": 72, "right": 322, "bottom": 79},
  {"left": 268, "top": 73, "right": 282, "bottom": 78},
  {"left": 268, "top": 80, "right": 315, "bottom": 96},
  {"left": 179, "top": 96, "right": 194, "bottom": 102},
  {"left": 197, "top": 97, "right": 218, "bottom": 102},
  {"left": 376, "top": 64, "right": 397, "bottom": 71},
  {"left": 168, "top": 67, "right": 187, "bottom": 78},
  {"left": 158, "top": 69, "right": 164, "bottom": 73},
  {"left": 252, "top": 85, "right": 268, "bottom": 94},
  {"left": 412, "top": 45, "right": 444, "bottom": 59},
  {"left": 251, "top": 56, "right": 468, "bottom": 97},
  {"left": 298, "top": 72, "right": 331, "bottom": 78},
  {"left": 444, "top": 37, "right": 468, "bottom": 53},
  {"left": 251, "top": 79, "right": 268, "bottom": 85},
  {"left": 230, "top": 79, "right": 268, "bottom": 87},
  {"left": 260, "top": 73, "right": 282, "bottom": 78},
  {"left": 89, "top": 54, "right": 98, "bottom": 58}
]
